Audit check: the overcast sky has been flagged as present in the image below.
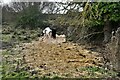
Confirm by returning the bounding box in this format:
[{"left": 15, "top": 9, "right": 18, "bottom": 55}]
[
  {"left": 1, "top": 0, "right": 11, "bottom": 4},
  {"left": 0, "top": 0, "right": 83, "bottom": 14},
  {"left": 1, "top": 0, "right": 73, "bottom": 4}
]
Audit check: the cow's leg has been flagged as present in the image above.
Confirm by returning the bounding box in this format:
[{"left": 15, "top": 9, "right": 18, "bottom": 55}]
[
  {"left": 49, "top": 32, "right": 52, "bottom": 38},
  {"left": 52, "top": 29, "right": 56, "bottom": 39}
]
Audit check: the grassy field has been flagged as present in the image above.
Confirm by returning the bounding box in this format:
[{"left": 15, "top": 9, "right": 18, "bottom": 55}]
[{"left": 1, "top": 24, "right": 118, "bottom": 79}]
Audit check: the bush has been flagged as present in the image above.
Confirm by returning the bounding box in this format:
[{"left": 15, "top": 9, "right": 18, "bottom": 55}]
[{"left": 16, "top": 6, "right": 50, "bottom": 29}]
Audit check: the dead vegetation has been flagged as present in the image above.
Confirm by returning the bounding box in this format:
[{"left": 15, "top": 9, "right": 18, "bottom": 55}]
[
  {"left": 2, "top": 27, "right": 118, "bottom": 78},
  {"left": 11, "top": 37, "right": 108, "bottom": 78}
]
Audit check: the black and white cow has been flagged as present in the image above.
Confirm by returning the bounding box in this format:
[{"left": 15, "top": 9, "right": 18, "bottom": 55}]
[{"left": 42, "top": 27, "right": 56, "bottom": 39}]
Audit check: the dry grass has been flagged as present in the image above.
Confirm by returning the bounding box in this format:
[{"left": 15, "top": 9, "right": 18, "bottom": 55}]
[{"left": 18, "top": 37, "right": 104, "bottom": 78}]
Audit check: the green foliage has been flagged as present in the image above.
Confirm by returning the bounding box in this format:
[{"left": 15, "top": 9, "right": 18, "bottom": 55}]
[
  {"left": 88, "top": 2, "right": 120, "bottom": 25},
  {"left": 60, "top": 2, "right": 120, "bottom": 28},
  {"left": 80, "top": 66, "right": 106, "bottom": 73},
  {"left": 2, "top": 71, "right": 30, "bottom": 79},
  {"left": 2, "top": 34, "right": 12, "bottom": 42},
  {"left": 79, "top": 66, "right": 117, "bottom": 78},
  {"left": 27, "top": 2, "right": 120, "bottom": 43}
]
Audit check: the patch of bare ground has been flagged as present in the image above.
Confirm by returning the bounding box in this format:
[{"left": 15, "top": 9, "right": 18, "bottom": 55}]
[{"left": 18, "top": 37, "right": 104, "bottom": 78}]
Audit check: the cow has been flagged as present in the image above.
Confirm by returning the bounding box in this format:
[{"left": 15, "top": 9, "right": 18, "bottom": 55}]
[
  {"left": 42, "top": 27, "right": 52, "bottom": 38},
  {"left": 42, "top": 27, "right": 57, "bottom": 40}
]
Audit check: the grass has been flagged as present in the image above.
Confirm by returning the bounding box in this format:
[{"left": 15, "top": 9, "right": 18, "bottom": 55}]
[
  {"left": 0, "top": 65, "right": 2, "bottom": 79},
  {"left": 79, "top": 66, "right": 117, "bottom": 78},
  {"left": 1, "top": 24, "right": 118, "bottom": 79},
  {"left": 2, "top": 34, "right": 12, "bottom": 42}
]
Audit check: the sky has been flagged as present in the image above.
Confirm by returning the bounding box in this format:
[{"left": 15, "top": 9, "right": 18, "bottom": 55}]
[
  {"left": 0, "top": 0, "right": 82, "bottom": 14},
  {"left": 1, "top": 0, "right": 73, "bottom": 4},
  {"left": 1, "top": 0, "right": 119, "bottom": 3},
  {"left": 1, "top": 0, "right": 11, "bottom": 4}
]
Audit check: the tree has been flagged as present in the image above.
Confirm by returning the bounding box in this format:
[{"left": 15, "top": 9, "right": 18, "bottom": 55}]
[{"left": 85, "top": 2, "right": 120, "bottom": 43}]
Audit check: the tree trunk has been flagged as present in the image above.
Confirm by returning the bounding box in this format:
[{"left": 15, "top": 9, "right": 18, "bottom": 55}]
[{"left": 103, "top": 20, "right": 112, "bottom": 43}]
